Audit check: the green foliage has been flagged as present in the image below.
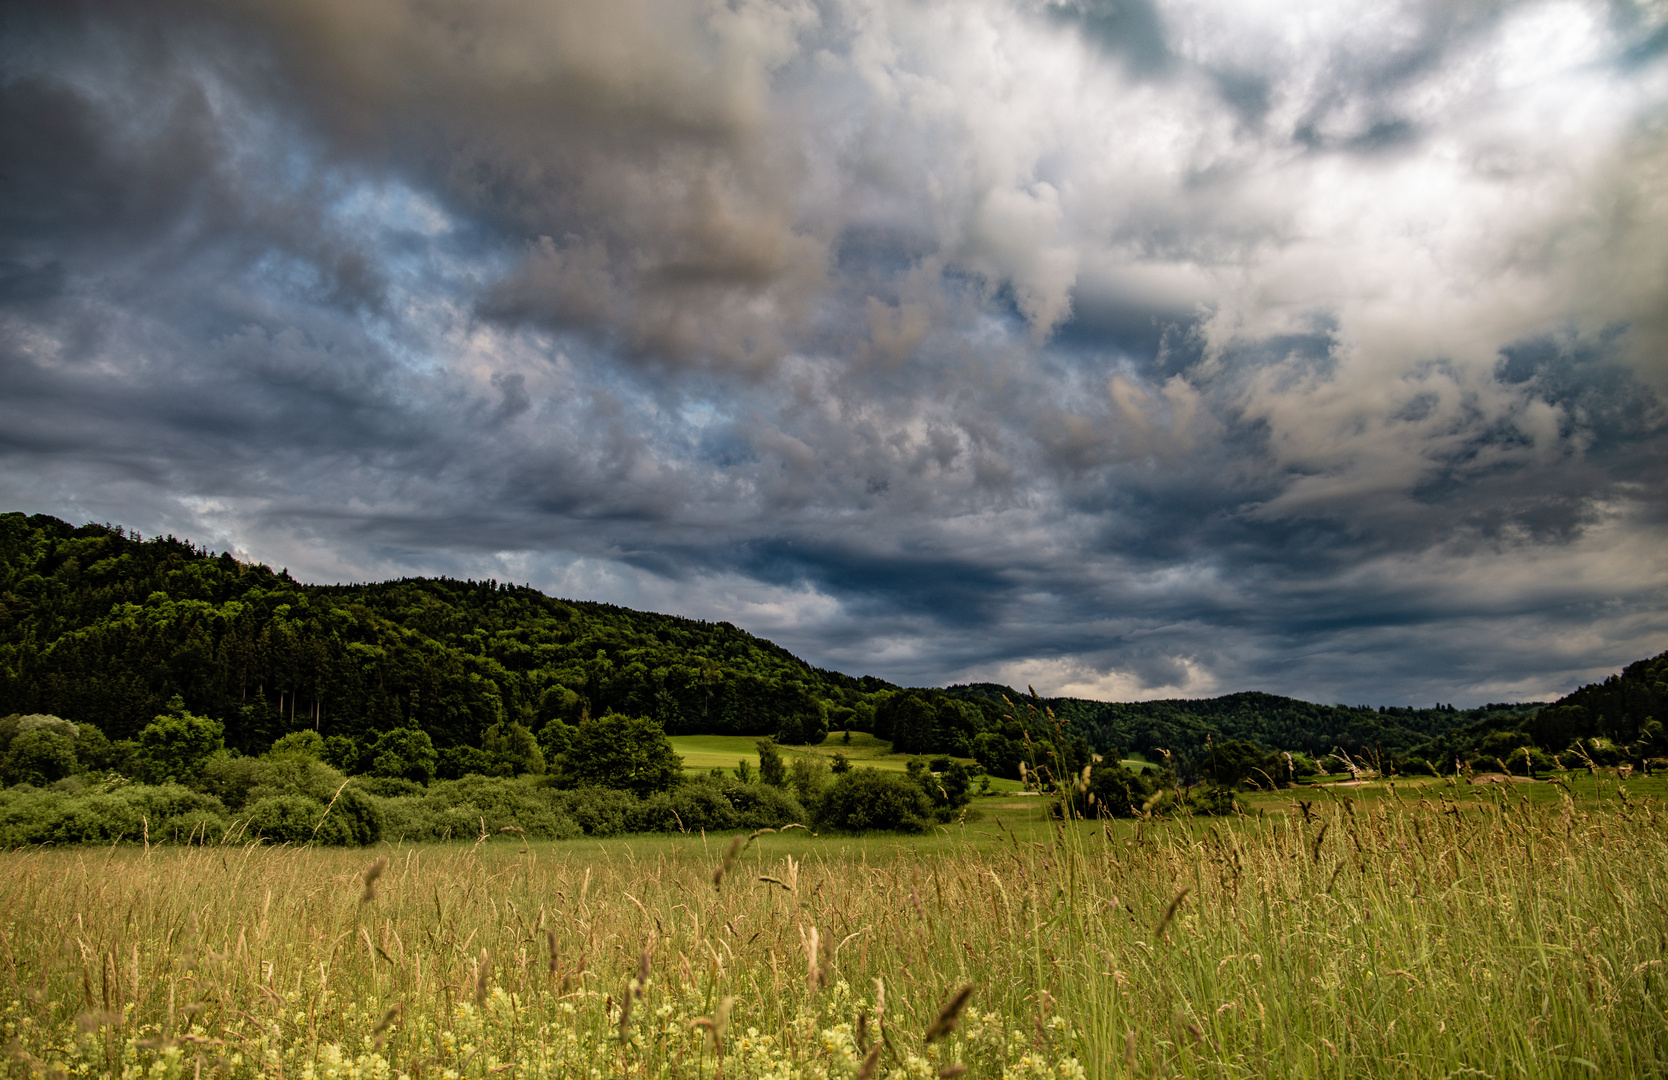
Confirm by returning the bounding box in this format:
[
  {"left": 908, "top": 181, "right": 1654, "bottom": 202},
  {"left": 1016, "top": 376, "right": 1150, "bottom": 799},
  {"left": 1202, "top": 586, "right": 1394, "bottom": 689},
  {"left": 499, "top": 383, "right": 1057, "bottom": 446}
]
[
  {"left": 243, "top": 795, "right": 328, "bottom": 844},
  {"left": 0, "top": 782, "right": 227, "bottom": 846},
  {"left": 379, "top": 776, "right": 580, "bottom": 842},
  {"left": 550, "top": 785, "right": 641, "bottom": 837},
  {"left": 269, "top": 730, "right": 326, "bottom": 759},
  {"left": 906, "top": 757, "right": 975, "bottom": 819},
  {"left": 786, "top": 755, "right": 829, "bottom": 803},
  {"left": 1204, "top": 738, "right": 1276, "bottom": 789},
  {"left": 321, "top": 734, "right": 361, "bottom": 772},
  {"left": 0, "top": 514, "right": 882, "bottom": 755},
  {"left": 813, "top": 768, "right": 934, "bottom": 833},
  {"left": 438, "top": 745, "right": 506, "bottom": 779},
  {"left": 755, "top": 739, "right": 786, "bottom": 787},
  {"left": 1080, "top": 761, "right": 1157, "bottom": 817},
  {"left": 482, "top": 720, "right": 544, "bottom": 775},
  {"left": 536, "top": 718, "right": 577, "bottom": 762},
  {"left": 721, "top": 779, "right": 808, "bottom": 828},
  {"left": 1188, "top": 783, "right": 1239, "bottom": 816},
  {"left": 2, "top": 727, "right": 79, "bottom": 787},
  {"left": 367, "top": 728, "right": 437, "bottom": 784},
  {"left": 133, "top": 702, "right": 224, "bottom": 784},
  {"left": 554, "top": 714, "right": 682, "bottom": 796}
]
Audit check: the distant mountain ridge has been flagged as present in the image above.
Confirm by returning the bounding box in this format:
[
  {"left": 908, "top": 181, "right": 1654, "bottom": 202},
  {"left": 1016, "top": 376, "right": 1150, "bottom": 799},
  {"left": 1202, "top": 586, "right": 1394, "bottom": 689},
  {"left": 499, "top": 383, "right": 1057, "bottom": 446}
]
[{"left": 941, "top": 684, "right": 1538, "bottom": 766}]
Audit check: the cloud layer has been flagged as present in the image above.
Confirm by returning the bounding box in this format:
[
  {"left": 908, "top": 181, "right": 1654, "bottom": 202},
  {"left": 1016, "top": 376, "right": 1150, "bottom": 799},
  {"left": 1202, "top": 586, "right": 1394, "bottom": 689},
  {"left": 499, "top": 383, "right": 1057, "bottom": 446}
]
[{"left": 3, "top": 0, "right": 1666, "bottom": 705}]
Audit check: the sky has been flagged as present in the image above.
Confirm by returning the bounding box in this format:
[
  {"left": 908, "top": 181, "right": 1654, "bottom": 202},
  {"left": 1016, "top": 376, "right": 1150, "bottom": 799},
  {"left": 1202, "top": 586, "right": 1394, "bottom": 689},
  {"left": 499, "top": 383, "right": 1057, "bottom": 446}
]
[{"left": 3, "top": 0, "right": 1666, "bottom": 707}]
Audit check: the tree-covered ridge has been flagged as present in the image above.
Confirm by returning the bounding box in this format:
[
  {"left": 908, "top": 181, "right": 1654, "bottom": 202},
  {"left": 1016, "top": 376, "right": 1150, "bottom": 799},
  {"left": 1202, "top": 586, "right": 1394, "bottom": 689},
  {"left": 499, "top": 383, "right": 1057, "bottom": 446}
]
[
  {"left": 0, "top": 513, "right": 867, "bottom": 751},
  {"left": 941, "top": 683, "right": 1496, "bottom": 772}
]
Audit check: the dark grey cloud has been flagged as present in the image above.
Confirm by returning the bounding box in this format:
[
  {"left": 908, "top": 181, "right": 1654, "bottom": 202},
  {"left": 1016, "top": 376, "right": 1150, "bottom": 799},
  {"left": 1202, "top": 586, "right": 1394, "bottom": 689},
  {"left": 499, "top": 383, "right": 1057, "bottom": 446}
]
[{"left": 2, "top": 0, "right": 1666, "bottom": 709}]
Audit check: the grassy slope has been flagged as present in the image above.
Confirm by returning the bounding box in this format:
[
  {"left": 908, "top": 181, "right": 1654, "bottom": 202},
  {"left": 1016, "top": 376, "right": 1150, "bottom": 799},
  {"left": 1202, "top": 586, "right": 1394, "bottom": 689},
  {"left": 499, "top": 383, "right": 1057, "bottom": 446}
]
[{"left": 669, "top": 731, "right": 1027, "bottom": 791}]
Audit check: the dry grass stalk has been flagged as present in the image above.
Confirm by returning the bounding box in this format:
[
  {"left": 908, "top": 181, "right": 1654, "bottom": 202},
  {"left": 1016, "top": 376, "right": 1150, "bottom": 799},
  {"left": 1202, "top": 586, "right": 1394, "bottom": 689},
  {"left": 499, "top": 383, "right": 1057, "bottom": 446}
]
[
  {"left": 690, "top": 994, "right": 733, "bottom": 1055},
  {"left": 801, "top": 925, "right": 821, "bottom": 994},
  {"left": 924, "top": 984, "right": 974, "bottom": 1042},
  {"left": 635, "top": 938, "right": 653, "bottom": 995},
  {"left": 309, "top": 781, "right": 350, "bottom": 839},
  {"left": 854, "top": 1043, "right": 883, "bottom": 1080},
  {"left": 712, "top": 834, "right": 746, "bottom": 890}
]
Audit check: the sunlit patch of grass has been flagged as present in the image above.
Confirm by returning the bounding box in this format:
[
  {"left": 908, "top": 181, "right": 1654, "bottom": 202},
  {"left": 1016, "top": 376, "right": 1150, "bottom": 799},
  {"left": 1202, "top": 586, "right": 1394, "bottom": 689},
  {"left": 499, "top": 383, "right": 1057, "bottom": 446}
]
[{"left": 669, "top": 732, "right": 988, "bottom": 779}]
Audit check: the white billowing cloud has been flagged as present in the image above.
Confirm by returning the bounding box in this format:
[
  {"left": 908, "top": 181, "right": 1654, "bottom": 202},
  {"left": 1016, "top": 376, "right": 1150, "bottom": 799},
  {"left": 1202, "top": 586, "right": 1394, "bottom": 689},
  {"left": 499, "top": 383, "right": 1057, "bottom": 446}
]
[{"left": 2, "top": 0, "right": 1666, "bottom": 704}]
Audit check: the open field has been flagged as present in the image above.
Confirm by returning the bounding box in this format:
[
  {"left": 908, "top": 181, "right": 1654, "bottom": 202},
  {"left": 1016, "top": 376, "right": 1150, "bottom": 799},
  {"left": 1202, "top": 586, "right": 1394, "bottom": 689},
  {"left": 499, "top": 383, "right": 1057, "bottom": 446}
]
[
  {"left": 667, "top": 733, "right": 1021, "bottom": 792},
  {"left": 1, "top": 774, "right": 1664, "bottom": 1079},
  {"left": 667, "top": 732, "right": 919, "bottom": 774}
]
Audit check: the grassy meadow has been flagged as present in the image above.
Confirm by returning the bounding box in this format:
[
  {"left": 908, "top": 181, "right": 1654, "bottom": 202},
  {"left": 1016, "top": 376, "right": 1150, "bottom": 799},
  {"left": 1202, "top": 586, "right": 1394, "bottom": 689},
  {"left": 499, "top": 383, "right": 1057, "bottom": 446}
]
[
  {"left": 667, "top": 733, "right": 1029, "bottom": 793},
  {"left": 1, "top": 773, "right": 1665, "bottom": 1079}
]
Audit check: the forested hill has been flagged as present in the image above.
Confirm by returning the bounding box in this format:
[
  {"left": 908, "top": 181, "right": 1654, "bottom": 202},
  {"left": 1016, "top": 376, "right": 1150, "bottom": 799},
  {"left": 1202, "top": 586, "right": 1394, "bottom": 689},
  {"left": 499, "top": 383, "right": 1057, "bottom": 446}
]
[
  {"left": 949, "top": 647, "right": 1668, "bottom": 773},
  {"left": 0, "top": 513, "right": 882, "bottom": 752},
  {"left": 943, "top": 683, "right": 1500, "bottom": 766}
]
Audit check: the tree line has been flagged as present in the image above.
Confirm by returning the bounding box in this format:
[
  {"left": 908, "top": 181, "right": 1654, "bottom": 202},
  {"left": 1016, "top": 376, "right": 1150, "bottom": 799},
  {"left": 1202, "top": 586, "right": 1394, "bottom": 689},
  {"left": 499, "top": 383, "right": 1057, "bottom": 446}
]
[{"left": 3, "top": 511, "right": 1661, "bottom": 833}]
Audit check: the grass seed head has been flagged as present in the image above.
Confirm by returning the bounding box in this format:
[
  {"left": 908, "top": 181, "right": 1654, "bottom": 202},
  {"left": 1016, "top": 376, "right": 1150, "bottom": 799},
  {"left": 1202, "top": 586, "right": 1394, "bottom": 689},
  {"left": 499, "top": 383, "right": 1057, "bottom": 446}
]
[
  {"left": 473, "top": 949, "right": 491, "bottom": 1008},
  {"left": 1156, "top": 887, "right": 1192, "bottom": 938},
  {"left": 924, "top": 984, "right": 974, "bottom": 1042},
  {"left": 360, "top": 856, "right": 388, "bottom": 903}
]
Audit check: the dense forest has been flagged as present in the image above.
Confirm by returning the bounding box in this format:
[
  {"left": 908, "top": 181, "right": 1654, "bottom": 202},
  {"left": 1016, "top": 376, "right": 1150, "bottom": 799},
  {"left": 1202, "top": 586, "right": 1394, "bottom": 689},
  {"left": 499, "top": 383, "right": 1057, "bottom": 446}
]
[
  {"left": 1, "top": 512, "right": 1663, "bottom": 833},
  {"left": 0, "top": 512, "right": 879, "bottom": 752}
]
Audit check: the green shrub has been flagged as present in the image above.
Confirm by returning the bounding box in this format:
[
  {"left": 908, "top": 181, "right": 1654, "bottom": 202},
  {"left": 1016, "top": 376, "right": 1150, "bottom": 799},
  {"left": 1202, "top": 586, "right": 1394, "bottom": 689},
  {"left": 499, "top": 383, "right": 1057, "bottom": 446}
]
[
  {"left": 1188, "top": 784, "right": 1239, "bottom": 817},
  {"left": 755, "top": 740, "right": 786, "bottom": 787},
  {"left": 240, "top": 782, "right": 381, "bottom": 846},
  {"left": 391, "top": 776, "right": 581, "bottom": 840},
  {"left": 1076, "top": 761, "right": 1155, "bottom": 818},
  {"left": 244, "top": 794, "right": 327, "bottom": 845},
  {"left": 198, "top": 754, "right": 270, "bottom": 810},
  {"left": 2, "top": 728, "right": 79, "bottom": 787},
  {"left": 313, "top": 787, "right": 383, "bottom": 846},
  {"left": 133, "top": 704, "right": 224, "bottom": 785},
  {"left": 812, "top": 769, "right": 932, "bottom": 833},
  {"left": 0, "top": 783, "right": 229, "bottom": 846},
  {"left": 351, "top": 775, "right": 426, "bottom": 799},
  {"left": 203, "top": 755, "right": 351, "bottom": 811},
  {"left": 720, "top": 779, "right": 807, "bottom": 828},
  {"left": 269, "top": 731, "right": 326, "bottom": 760},
  {"left": 555, "top": 715, "right": 682, "bottom": 795},
  {"left": 637, "top": 778, "right": 740, "bottom": 833},
  {"left": 369, "top": 729, "right": 438, "bottom": 784},
  {"left": 553, "top": 786, "right": 640, "bottom": 836}
]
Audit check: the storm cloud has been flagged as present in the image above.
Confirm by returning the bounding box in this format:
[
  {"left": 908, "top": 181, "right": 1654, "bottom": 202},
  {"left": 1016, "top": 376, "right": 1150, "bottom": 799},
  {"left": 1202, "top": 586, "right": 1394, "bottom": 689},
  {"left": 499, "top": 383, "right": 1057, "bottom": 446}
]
[{"left": 3, "top": 0, "right": 1666, "bottom": 705}]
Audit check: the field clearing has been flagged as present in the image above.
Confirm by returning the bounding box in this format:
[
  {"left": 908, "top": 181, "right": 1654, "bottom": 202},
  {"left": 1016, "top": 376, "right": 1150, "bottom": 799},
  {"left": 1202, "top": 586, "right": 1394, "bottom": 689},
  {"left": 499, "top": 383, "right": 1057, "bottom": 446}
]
[
  {"left": 668, "top": 733, "right": 1025, "bottom": 792},
  {"left": 669, "top": 732, "right": 920, "bottom": 773},
  {"left": 2, "top": 774, "right": 1665, "bottom": 1078}
]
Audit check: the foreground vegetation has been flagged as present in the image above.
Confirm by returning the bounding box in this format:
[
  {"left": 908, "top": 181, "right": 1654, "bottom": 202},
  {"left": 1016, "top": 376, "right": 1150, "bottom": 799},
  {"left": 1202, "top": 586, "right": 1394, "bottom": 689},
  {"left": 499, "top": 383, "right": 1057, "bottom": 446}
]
[{"left": 2, "top": 776, "right": 1664, "bottom": 1079}]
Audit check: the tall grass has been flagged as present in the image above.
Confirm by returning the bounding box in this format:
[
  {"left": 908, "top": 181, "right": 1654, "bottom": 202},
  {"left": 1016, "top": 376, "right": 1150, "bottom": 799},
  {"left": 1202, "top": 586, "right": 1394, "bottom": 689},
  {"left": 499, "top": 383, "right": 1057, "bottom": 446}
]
[{"left": 0, "top": 779, "right": 1663, "bottom": 1078}]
